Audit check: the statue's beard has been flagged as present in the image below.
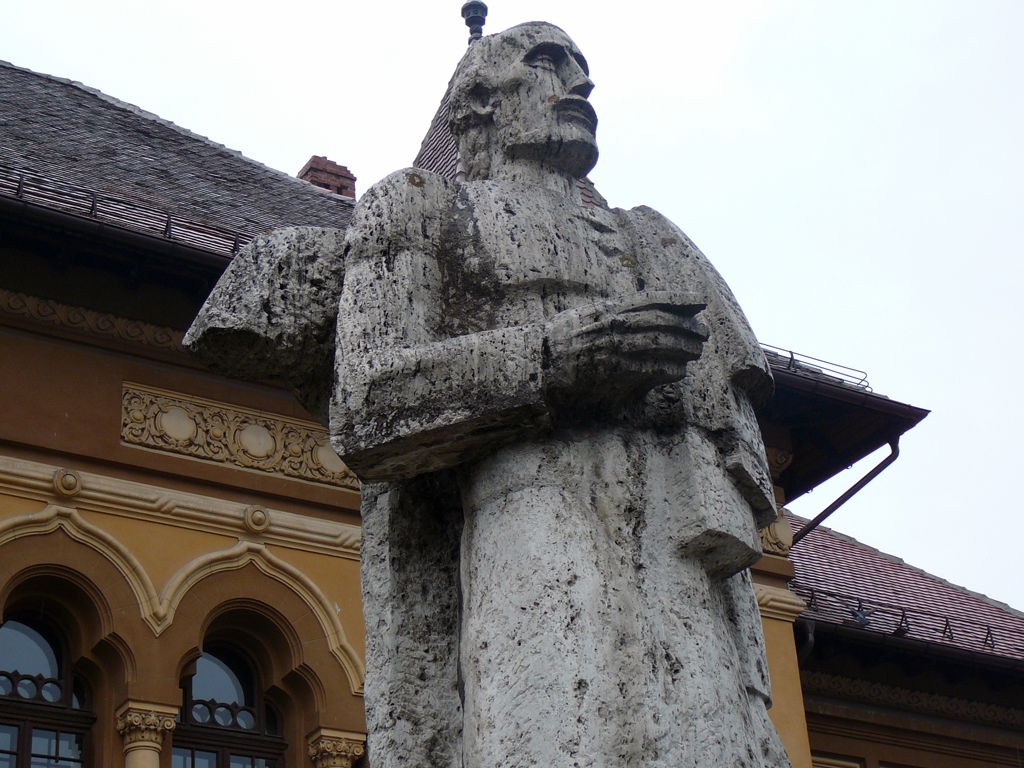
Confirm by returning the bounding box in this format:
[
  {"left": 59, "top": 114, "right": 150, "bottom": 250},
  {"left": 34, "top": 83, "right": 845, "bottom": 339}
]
[{"left": 504, "top": 131, "right": 599, "bottom": 179}]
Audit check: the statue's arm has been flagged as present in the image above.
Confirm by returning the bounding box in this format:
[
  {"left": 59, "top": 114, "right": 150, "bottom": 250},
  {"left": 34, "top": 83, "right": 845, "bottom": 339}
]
[{"left": 329, "top": 171, "right": 552, "bottom": 482}]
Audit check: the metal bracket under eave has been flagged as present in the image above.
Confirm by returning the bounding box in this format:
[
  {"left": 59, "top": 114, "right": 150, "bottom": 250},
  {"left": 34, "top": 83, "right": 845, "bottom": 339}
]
[{"left": 791, "top": 437, "right": 901, "bottom": 547}]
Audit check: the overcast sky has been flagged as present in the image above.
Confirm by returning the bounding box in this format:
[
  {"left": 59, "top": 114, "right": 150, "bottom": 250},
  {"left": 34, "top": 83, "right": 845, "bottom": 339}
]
[{"left": 5, "top": 1, "right": 1023, "bottom": 610}]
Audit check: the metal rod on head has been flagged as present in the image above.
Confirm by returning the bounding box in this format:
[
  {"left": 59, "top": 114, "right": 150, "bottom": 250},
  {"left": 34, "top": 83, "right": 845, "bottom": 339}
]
[{"left": 462, "top": 1, "right": 488, "bottom": 44}]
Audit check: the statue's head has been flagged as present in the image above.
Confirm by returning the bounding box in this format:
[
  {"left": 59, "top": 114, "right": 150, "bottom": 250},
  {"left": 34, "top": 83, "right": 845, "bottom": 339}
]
[{"left": 448, "top": 22, "right": 598, "bottom": 180}]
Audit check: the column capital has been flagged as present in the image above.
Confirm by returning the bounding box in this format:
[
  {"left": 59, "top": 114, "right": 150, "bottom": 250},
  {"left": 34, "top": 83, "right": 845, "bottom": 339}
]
[
  {"left": 307, "top": 728, "right": 366, "bottom": 768},
  {"left": 755, "top": 583, "right": 807, "bottom": 623},
  {"left": 115, "top": 701, "right": 177, "bottom": 750}
]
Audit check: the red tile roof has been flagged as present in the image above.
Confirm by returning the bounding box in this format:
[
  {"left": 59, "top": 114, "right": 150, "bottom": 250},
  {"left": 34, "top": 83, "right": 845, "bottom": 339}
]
[{"left": 787, "top": 514, "right": 1024, "bottom": 664}]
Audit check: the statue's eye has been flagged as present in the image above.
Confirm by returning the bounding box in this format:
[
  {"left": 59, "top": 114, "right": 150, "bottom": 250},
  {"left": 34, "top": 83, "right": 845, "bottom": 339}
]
[{"left": 527, "top": 45, "right": 564, "bottom": 71}]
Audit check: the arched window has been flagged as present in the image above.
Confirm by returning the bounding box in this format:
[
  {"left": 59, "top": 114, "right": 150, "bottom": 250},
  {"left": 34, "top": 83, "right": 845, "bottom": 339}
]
[
  {"left": 173, "top": 646, "right": 284, "bottom": 768},
  {"left": 0, "top": 614, "right": 93, "bottom": 768}
]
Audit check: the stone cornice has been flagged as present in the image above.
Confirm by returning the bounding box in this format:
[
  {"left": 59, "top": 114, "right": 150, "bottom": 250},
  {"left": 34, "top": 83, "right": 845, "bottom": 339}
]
[
  {"left": 0, "top": 454, "right": 361, "bottom": 559},
  {"left": 308, "top": 729, "right": 366, "bottom": 768},
  {"left": 121, "top": 382, "right": 358, "bottom": 491},
  {"left": 115, "top": 701, "right": 177, "bottom": 749},
  {"left": 755, "top": 583, "right": 807, "bottom": 622},
  {"left": 0, "top": 287, "right": 183, "bottom": 353}
]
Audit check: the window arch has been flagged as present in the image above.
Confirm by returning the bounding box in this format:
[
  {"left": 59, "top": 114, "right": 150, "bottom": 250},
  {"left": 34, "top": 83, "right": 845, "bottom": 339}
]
[
  {"left": 173, "top": 646, "right": 284, "bottom": 768},
  {"left": 0, "top": 613, "right": 94, "bottom": 768}
]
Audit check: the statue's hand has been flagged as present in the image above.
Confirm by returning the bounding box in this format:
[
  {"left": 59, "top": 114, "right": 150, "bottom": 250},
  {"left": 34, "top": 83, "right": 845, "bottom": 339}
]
[{"left": 545, "top": 292, "right": 708, "bottom": 413}]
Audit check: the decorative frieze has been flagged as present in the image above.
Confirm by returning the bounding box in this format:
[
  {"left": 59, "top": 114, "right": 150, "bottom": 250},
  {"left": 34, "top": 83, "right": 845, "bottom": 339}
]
[
  {"left": 308, "top": 729, "right": 366, "bottom": 768},
  {"left": 115, "top": 702, "right": 177, "bottom": 748},
  {"left": 121, "top": 383, "right": 358, "bottom": 490},
  {"left": 0, "top": 287, "right": 182, "bottom": 352},
  {"left": 803, "top": 671, "right": 1024, "bottom": 730}
]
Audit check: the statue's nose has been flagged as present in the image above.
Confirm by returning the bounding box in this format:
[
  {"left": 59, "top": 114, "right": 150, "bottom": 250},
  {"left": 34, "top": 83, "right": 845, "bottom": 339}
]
[{"left": 566, "top": 60, "right": 594, "bottom": 99}]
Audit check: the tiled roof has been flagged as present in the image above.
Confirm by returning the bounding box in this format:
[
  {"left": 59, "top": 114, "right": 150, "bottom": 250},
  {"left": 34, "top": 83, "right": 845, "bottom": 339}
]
[
  {"left": 0, "top": 61, "right": 353, "bottom": 239},
  {"left": 412, "top": 79, "right": 459, "bottom": 178},
  {"left": 788, "top": 514, "right": 1024, "bottom": 664}
]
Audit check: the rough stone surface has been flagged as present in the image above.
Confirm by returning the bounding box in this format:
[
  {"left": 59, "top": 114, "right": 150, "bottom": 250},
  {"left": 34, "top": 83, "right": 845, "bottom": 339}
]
[
  {"left": 189, "top": 20, "right": 789, "bottom": 768},
  {"left": 184, "top": 225, "right": 346, "bottom": 422}
]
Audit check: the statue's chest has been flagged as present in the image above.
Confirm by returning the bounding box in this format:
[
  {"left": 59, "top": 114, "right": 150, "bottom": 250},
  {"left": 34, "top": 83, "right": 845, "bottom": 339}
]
[{"left": 447, "top": 189, "right": 641, "bottom": 308}]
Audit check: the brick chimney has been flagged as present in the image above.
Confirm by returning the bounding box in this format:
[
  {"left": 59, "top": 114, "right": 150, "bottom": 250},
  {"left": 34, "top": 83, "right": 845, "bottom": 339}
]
[{"left": 297, "top": 156, "right": 357, "bottom": 199}]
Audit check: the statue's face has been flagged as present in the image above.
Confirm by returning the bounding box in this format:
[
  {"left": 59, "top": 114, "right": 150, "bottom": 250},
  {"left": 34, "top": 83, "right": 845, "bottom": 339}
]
[{"left": 491, "top": 25, "right": 598, "bottom": 177}]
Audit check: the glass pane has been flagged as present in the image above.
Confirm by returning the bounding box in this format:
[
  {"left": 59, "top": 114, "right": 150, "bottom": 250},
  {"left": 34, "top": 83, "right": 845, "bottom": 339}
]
[
  {"left": 17, "top": 678, "right": 38, "bottom": 698},
  {"left": 194, "top": 750, "right": 217, "bottom": 768},
  {"left": 229, "top": 756, "right": 253, "bottom": 768},
  {"left": 41, "top": 681, "right": 62, "bottom": 702},
  {"left": 0, "top": 755, "right": 14, "bottom": 768},
  {"left": 191, "top": 702, "right": 211, "bottom": 723},
  {"left": 31, "top": 728, "right": 56, "bottom": 756},
  {"left": 192, "top": 652, "right": 249, "bottom": 704},
  {"left": 58, "top": 732, "right": 81, "bottom": 759},
  {"left": 214, "top": 705, "right": 233, "bottom": 726},
  {"left": 0, "top": 724, "right": 16, "bottom": 751},
  {"left": 0, "top": 675, "right": 12, "bottom": 696},
  {"left": 172, "top": 747, "right": 191, "bottom": 768},
  {"left": 264, "top": 705, "right": 279, "bottom": 735},
  {"left": 0, "top": 620, "right": 59, "bottom": 677},
  {"left": 255, "top": 759, "right": 276, "bottom": 768},
  {"left": 236, "top": 709, "right": 255, "bottom": 730},
  {"left": 71, "top": 679, "right": 86, "bottom": 710}
]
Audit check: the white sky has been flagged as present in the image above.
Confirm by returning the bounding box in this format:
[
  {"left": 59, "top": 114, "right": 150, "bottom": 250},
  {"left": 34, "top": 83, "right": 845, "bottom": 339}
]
[{"left": 5, "top": 1, "right": 1023, "bottom": 610}]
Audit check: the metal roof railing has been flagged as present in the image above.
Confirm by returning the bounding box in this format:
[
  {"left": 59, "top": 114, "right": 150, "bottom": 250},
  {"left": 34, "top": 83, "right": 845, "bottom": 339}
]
[
  {"left": 0, "top": 162, "right": 251, "bottom": 257},
  {"left": 791, "top": 583, "right": 1022, "bottom": 657},
  {"left": 762, "top": 343, "right": 871, "bottom": 391}
]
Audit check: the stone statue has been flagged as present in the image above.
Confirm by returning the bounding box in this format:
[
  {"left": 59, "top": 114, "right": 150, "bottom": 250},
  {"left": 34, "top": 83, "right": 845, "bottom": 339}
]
[{"left": 187, "top": 21, "right": 790, "bottom": 768}]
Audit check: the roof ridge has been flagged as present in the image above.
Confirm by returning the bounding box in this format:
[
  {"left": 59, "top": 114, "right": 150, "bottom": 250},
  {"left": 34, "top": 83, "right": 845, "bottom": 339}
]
[
  {"left": 787, "top": 511, "right": 1024, "bottom": 620},
  {"left": 0, "top": 59, "right": 352, "bottom": 210}
]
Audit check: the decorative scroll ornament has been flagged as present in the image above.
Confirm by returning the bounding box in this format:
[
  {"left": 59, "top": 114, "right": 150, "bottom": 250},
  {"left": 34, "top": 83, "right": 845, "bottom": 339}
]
[
  {"left": 308, "top": 731, "right": 366, "bottom": 768},
  {"left": 765, "top": 447, "right": 794, "bottom": 481},
  {"left": 121, "top": 383, "right": 357, "bottom": 490},
  {"left": 759, "top": 508, "right": 794, "bottom": 556},
  {"left": 115, "top": 705, "right": 176, "bottom": 747}
]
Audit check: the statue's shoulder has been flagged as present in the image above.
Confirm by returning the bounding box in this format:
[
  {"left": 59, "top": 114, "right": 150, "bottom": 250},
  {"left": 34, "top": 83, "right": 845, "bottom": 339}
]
[
  {"left": 348, "top": 168, "right": 457, "bottom": 251},
  {"left": 617, "top": 204, "right": 704, "bottom": 260},
  {"left": 358, "top": 168, "right": 456, "bottom": 217}
]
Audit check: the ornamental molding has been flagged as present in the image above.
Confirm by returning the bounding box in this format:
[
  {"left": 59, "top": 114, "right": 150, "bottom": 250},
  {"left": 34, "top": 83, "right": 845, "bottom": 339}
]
[
  {"left": 0, "top": 287, "right": 183, "bottom": 352},
  {"left": 121, "top": 382, "right": 358, "bottom": 491},
  {"left": 802, "top": 670, "right": 1024, "bottom": 731},
  {"left": 0, "top": 454, "right": 361, "bottom": 558},
  {"left": 308, "top": 729, "right": 366, "bottom": 768},
  {"left": 114, "top": 701, "right": 178, "bottom": 748},
  {"left": 754, "top": 583, "right": 807, "bottom": 622},
  {"left": 0, "top": 500, "right": 365, "bottom": 696}
]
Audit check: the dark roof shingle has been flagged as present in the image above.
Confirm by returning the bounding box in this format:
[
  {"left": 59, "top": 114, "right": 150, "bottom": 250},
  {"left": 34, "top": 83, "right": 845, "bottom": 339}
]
[{"left": 0, "top": 60, "right": 353, "bottom": 237}]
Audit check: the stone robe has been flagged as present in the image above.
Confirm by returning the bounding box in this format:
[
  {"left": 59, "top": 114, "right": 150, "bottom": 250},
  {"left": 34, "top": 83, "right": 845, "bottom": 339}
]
[{"left": 332, "top": 168, "right": 789, "bottom": 768}]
